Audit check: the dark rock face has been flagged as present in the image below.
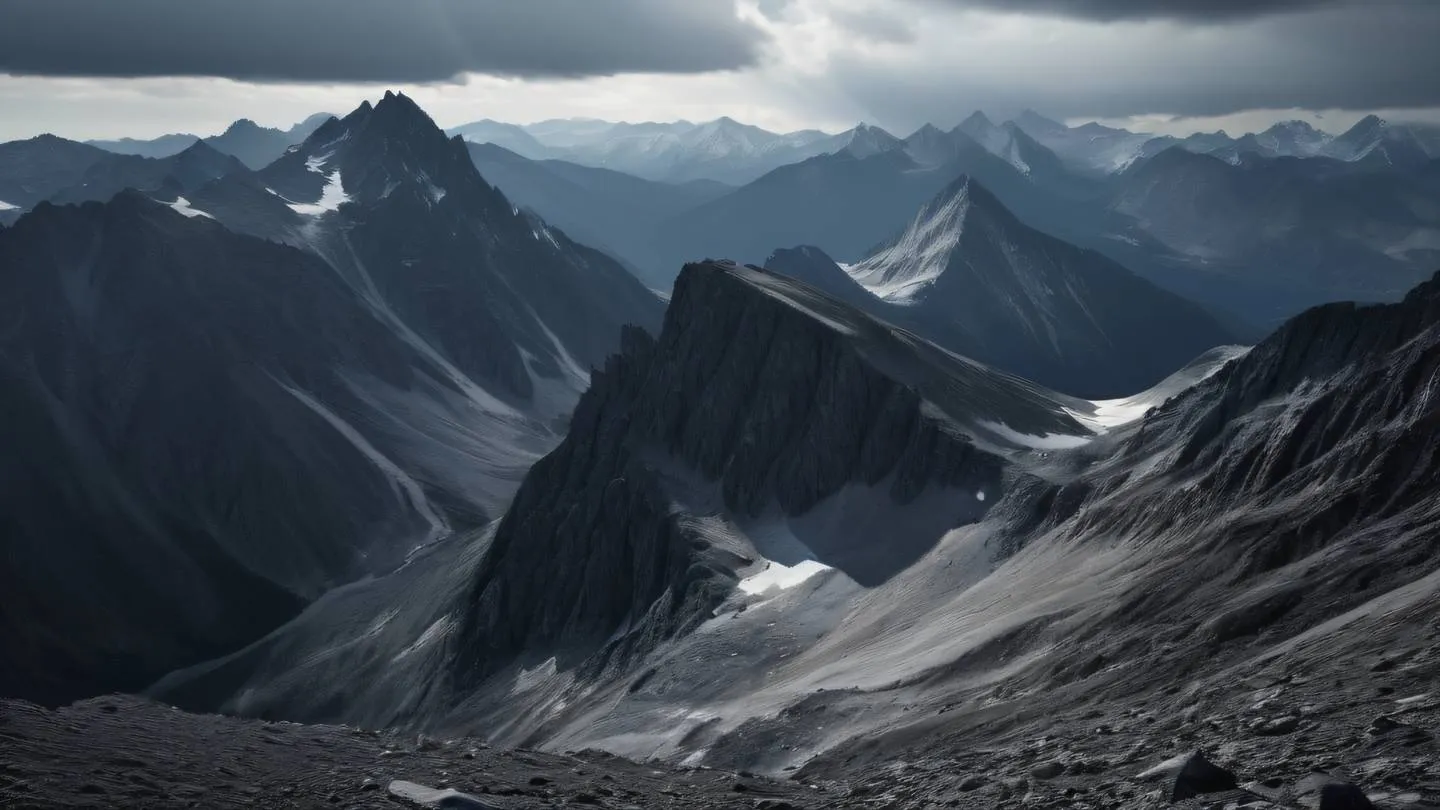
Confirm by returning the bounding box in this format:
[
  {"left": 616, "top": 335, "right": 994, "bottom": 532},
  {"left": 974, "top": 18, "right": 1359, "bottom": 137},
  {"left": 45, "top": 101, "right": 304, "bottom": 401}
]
[
  {"left": 220, "top": 91, "right": 665, "bottom": 402},
  {"left": 456, "top": 261, "right": 1015, "bottom": 683},
  {"left": 1170, "top": 751, "right": 1239, "bottom": 800},
  {"left": 0, "top": 194, "right": 449, "bottom": 703},
  {"left": 1, "top": 92, "right": 666, "bottom": 711},
  {"left": 762, "top": 246, "right": 881, "bottom": 312}
]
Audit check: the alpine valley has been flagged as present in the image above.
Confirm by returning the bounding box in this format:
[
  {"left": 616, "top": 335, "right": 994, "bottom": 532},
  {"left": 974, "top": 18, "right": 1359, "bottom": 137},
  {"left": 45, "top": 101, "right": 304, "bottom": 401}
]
[{"left": 1, "top": 92, "right": 1437, "bottom": 810}]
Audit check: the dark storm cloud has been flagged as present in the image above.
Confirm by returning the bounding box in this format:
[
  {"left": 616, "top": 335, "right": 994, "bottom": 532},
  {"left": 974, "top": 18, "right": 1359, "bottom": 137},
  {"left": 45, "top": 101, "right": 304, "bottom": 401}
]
[
  {"left": 925, "top": 0, "right": 1356, "bottom": 22},
  {"left": 831, "top": 1, "right": 1440, "bottom": 126},
  {"left": 0, "top": 0, "right": 765, "bottom": 82}
]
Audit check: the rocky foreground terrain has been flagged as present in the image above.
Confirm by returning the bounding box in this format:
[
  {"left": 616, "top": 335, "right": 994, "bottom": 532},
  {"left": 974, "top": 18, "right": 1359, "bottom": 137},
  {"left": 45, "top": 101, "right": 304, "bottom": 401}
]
[
  {"left": 4, "top": 613, "right": 1437, "bottom": 810},
  {"left": 0, "top": 696, "right": 835, "bottom": 809}
]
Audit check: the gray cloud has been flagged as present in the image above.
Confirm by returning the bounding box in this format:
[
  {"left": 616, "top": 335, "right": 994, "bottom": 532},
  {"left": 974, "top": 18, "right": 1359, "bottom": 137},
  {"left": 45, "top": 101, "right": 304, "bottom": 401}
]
[
  {"left": 922, "top": 0, "right": 1357, "bottom": 22},
  {"left": 0, "top": 0, "right": 765, "bottom": 82},
  {"left": 829, "top": 1, "right": 1440, "bottom": 126},
  {"left": 831, "top": 7, "right": 916, "bottom": 43}
]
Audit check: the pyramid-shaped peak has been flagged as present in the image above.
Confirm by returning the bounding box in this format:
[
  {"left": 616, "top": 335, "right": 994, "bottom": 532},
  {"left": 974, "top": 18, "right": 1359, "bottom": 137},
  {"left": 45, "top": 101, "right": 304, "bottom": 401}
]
[
  {"left": 1340, "top": 114, "right": 1386, "bottom": 137},
  {"left": 175, "top": 139, "right": 226, "bottom": 158},
  {"left": 847, "top": 175, "right": 990, "bottom": 302},
  {"left": 845, "top": 123, "right": 901, "bottom": 156},
  {"left": 961, "top": 110, "right": 995, "bottom": 127},
  {"left": 1014, "top": 109, "right": 1066, "bottom": 132}
]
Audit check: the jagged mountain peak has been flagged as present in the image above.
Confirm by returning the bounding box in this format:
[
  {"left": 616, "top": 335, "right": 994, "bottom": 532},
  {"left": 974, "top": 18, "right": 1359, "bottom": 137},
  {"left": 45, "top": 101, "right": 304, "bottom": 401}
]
[
  {"left": 1348, "top": 113, "right": 1386, "bottom": 131},
  {"left": 959, "top": 110, "right": 997, "bottom": 131},
  {"left": 848, "top": 174, "right": 986, "bottom": 302},
  {"left": 843, "top": 123, "right": 902, "bottom": 158},
  {"left": 222, "top": 118, "right": 264, "bottom": 134},
  {"left": 838, "top": 174, "right": 1235, "bottom": 395},
  {"left": 1013, "top": 109, "right": 1067, "bottom": 135},
  {"left": 1266, "top": 119, "right": 1323, "bottom": 135},
  {"left": 259, "top": 94, "right": 488, "bottom": 213}
]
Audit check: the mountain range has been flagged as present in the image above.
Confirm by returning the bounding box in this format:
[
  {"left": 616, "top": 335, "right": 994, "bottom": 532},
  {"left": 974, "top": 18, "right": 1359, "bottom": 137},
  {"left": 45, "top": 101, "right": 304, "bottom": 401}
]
[
  {"left": 0, "top": 92, "right": 662, "bottom": 704},
  {"left": 764, "top": 176, "right": 1234, "bottom": 397},
  {"left": 449, "top": 116, "right": 847, "bottom": 186},
  {"left": 3, "top": 90, "right": 1440, "bottom": 807},
  {"left": 86, "top": 113, "right": 335, "bottom": 168},
  {"left": 150, "top": 257, "right": 1440, "bottom": 806}
]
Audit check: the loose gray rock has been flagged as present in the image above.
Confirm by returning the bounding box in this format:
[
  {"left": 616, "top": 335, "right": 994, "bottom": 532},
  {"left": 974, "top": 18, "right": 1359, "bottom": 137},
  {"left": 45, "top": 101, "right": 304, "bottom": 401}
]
[
  {"left": 1138, "top": 750, "right": 1239, "bottom": 801},
  {"left": 1031, "top": 761, "right": 1065, "bottom": 779},
  {"left": 388, "top": 780, "right": 504, "bottom": 809}
]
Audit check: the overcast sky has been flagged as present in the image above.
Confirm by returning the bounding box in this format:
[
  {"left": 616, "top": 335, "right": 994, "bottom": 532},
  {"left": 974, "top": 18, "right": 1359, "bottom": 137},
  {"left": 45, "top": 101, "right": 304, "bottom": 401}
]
[{"left": 2, "top": 0, "right": 1439, "bottom": 141}]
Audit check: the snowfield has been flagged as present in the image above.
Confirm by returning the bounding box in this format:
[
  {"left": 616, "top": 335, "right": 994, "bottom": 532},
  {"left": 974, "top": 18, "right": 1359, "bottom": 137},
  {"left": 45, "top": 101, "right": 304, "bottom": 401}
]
[{"left": 286, "top": 170, "right": 350, "bottom": 216}]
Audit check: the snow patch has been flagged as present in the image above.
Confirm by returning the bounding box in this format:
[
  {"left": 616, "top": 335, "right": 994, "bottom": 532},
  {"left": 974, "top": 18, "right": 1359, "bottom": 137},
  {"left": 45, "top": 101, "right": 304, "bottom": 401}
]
[
  {"left": 738, "top": 559, "right": 833, "bottom": 596},
  {"left": 277, "top": 381, "right": 448, "bottom": 545},
  {"left": 1069, "top": 345, "right": 1249, "bottom": 432},
  {"left": 977, "top": 419, "right": 1093, "bottom": 450},
  {"left": 849, "top": 183, "right": 970, "bottom": 303},
  {"left": 287, "top": 170, "right": 350, "bottom": 216},
  {"left": 0, "top": 200, "right": 19, "bottom": 211},
  {"left": 167, "top": 197, "right": 213, "bottom": 220},
  {"left": 531, "top": 225, "right": 561, "bottom": 249},
  {"left": 513, "top": 657, "right": 559, "bottom": 694},
  {"left": 391, "top": 616, "right": 454, "bottom": 662}
]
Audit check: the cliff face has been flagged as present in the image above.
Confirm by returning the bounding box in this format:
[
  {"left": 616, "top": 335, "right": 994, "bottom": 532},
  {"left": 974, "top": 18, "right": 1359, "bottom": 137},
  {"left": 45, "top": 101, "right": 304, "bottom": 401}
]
[{"left": 456, "top": 261, "right": 1049, "bottom": 683}]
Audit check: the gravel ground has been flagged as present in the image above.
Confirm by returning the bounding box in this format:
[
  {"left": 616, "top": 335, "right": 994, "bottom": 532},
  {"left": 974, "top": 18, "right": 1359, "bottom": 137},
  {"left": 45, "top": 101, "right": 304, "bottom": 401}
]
[{"left": 0, "top": 696, "right": 837, "bottom": 809}]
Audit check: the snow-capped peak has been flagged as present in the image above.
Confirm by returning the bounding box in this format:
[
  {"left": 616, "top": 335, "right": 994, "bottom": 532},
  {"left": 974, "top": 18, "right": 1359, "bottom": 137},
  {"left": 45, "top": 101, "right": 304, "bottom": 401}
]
[{"left": 847, "top": 176, "right": 973, "bottom": 303}]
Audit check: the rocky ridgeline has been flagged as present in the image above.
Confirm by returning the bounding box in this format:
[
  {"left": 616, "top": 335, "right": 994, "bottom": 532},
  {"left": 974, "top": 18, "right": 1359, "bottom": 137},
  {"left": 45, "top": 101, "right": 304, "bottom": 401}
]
[{"left": 457, "top": 261, "right": 1011, "bottom": 684}]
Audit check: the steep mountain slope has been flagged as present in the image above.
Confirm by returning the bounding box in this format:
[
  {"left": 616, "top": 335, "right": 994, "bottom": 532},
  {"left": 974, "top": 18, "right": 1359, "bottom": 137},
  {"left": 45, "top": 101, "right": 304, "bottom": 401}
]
[
  {"left": 1324, "top": 114, "right": 1434, "bottom": 168},
  {"left": 764, "top": 177, "right": 1235, "bottom": 397},
  {"left": 1, "top": 93, "right": 664, "bottom": 707},
  {"left": 465, "top": 142, "right": 730, "bottom": 288},
  {"left": 151, "top": 258, "right": 1109, "bottom": 726},
  {"left": 762, "top": 245, "right": 884, "bottom": 312},
  {"left": 0, "top": 195, "right": 456, "bottom": 704},
  {"left": 158, "top": 262, "right": 1440, "bottom": 805},
  {"left": 193, "top": 91, "right": 664, "bottom": 402},
  {"left": 798, "top": 268, "right": 1440, "bottom": 801}
]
